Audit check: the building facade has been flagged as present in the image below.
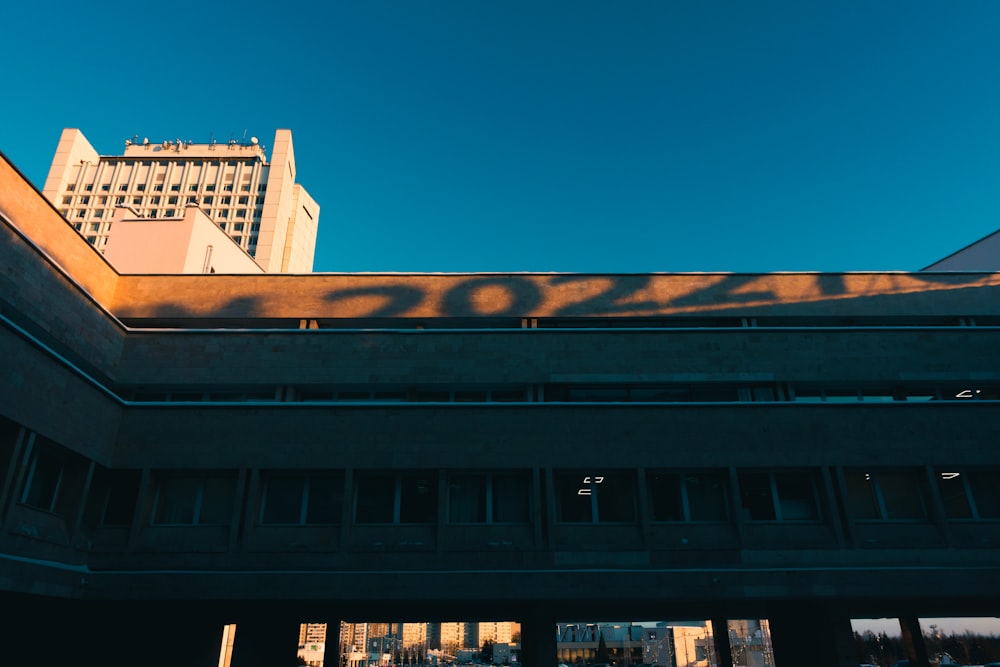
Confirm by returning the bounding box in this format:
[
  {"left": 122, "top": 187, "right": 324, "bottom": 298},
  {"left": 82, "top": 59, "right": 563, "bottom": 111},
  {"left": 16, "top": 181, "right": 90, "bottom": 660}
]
[
  {"left": 3, "top": 148, "right": 1000, "bottom": 667},
  {"left": 41, "top": 128, "right": 319, "bottom": 272}
]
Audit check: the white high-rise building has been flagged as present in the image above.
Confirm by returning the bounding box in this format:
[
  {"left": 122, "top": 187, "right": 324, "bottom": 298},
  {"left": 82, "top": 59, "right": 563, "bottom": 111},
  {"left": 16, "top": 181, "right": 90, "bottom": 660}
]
[{"left": 42, "top": 128, "right": 319, "bottom": 273}]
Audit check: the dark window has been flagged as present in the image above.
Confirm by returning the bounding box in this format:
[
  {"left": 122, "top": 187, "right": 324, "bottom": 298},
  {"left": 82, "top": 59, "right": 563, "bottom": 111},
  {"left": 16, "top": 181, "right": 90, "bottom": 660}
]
[
  {"left": 938, "top": 469, "right": 1000, "bottom": 520},
  {"left": 153, "top": 475, "right": 236, "bottom": 525},
  {"left": 648, "top": 471, "right": 729, "bottom": 522},
  {"left": 260, "top": 473, "right": 344, "bottom": 525},
  {"left": 738, "top": 471, "right": 819, "bottom": 521},
  {"left": 85, "top": 467, "right": 141, "bottom": 528},
  {"left": 355, "top": 472, "right": 438, "bottom": 524},
  {"left": 19, "top": 439, "right": 87, "bottom": 517},
  {"left": 844, "top": 470, "right": 926, "bottom": 521},
  {"left": 448, "top": 472, "right": 529, "bottom": 524},
  {"left": 555, "top": 471, "right": 635, "bottom": 523}
]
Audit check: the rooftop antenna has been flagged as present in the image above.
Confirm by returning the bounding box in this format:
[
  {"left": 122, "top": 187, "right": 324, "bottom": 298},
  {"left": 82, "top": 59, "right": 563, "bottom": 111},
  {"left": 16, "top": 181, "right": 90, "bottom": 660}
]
[{"left": 241, "top": 129, "right": 248, "bottom": 145}]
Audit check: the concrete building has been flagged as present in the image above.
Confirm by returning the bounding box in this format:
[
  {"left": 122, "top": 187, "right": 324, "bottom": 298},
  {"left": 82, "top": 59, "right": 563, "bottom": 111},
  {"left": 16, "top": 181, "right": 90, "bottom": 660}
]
[
  {"left": 3, "top": 146, "right": 1000, "bottom": 667},
  {"left": 42, "top": 128, "right": 319, "bottom": 272}
]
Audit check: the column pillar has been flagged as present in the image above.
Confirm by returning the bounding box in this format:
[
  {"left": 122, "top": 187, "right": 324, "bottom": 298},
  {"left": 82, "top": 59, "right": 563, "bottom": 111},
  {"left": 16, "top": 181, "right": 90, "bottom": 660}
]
[
  {"left": 115, "top": 600, "right": 230, "bottom": 667},
  {"left": 520, "top": 605, "right": 558, "bottom": 667},
  {"left": 769, "top": 606, "right": 857, "bottom": 667},
  {"left": 230, "top": 613, "right": 302, "bottom": 667},
  {"left": 899, "top": 616, "right": 931, "bottom": 667},
  {"left": 710, "top": 617, "right": 734, "bottom": 667}
]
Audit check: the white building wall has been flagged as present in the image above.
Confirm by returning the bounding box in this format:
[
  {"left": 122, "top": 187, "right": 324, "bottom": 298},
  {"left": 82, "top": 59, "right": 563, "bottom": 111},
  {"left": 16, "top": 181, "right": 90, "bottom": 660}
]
[{"left": 103, "top": 206, "right": 263, "bottom": 274}]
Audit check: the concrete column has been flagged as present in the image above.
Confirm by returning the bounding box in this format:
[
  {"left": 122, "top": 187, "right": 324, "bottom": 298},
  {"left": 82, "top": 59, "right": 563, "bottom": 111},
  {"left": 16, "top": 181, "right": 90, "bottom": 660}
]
[
  {"left": 710, "top": 617, "right": 734, "bottom": 667},
  {"left": 230, "top": 614, "right": 302, "bottom": 667},
  {"left": 115, "top": 600, "right": 229, "bottom": 667},
  {"left": 769, "top": 607, "right": 857, "bottom": 667},
  {"left": 520, "top": 605, "right": 557, "bottom": 667},
  {"left": 899, "top": 616, "right": 931, "bottom": 667}
]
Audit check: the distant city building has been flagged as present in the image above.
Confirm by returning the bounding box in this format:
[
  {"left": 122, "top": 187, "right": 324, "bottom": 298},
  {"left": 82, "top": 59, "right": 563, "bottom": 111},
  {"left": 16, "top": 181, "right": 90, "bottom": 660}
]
[{"left": 42, "top": 128, "right": 319, "bottom": 272}]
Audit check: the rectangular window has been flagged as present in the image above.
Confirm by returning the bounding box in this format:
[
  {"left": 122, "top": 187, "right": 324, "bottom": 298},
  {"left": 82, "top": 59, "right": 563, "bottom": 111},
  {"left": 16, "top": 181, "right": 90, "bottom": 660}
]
[
  {"left": 136, "top": 184, "right": 145, "bottom": 192},
  {"left": 152, "top": 475, "right": 236, "bottom": 525},
  {"left": 238, "top": 196, "right": 249, "bottom": 205},
  {"left": 203, "top": 196, "right": 214, "bottom": 205},
  {"left": 205, "top": 184, "right": 216, "bottom": 192},
  {"left": 170, "top": 184, "right": 180, "bottom": 192},
  {"left": 448, "top": 472, "right": 529, "bottom": 524},
  {"left": 21, "top": 449, "right": 64, "bottom": 513},
  {"left": 354, "top": 472, "right": 438, "bottom": 524},
  {"left": 19, "top": 439, "right": 86, "bottom": 517},
  {"left": 86, "top": 468, "right": 141, "bottom": 528},
  {"left": 260, "top": 473, "right": 344, "bottom": 525},
  {"left": 738, "top": 471, "right": 819, "bottom": 521},
  {"left": 648, "top": 471, "right": 729, "bottom": 522},
  {"left": 189, "top": 184, "right": 198, "bottom": 192},
  {"left": 168, "top": 196, "right": 178, "bottom": 205},
  {"left": 63, "top": 196, "right": 73, "bottom": 205},
  {"left": 844, "top": 469, "right": 926, "bottom": 521},
  {"left": 937, "top": 469, "right": 1000, "bottom": 520},
  {"left": 556, "top": 471, "right": 635, "bottom": 523}
]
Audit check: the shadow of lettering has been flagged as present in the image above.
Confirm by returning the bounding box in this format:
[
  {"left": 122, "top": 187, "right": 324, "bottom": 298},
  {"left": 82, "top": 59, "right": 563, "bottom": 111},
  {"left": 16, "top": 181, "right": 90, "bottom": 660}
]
[
  {"left": 667, "top": 275, "right": 776, "bottom": 308},
  {"left": 323, "top": 285, "right": 425, "bottom": 318},
  {"left": 549, "top": 275, "right": 661, "bottom": 317},
  {"left": 816, "top": 274, "right": 846, "bottom": 296},
  {"left": 442, "top": 276, "right": 541, "bottom": 317}
]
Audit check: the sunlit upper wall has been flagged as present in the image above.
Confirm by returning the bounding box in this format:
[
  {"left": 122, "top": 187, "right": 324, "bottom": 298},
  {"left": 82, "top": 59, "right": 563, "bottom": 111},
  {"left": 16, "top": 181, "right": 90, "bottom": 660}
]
[
  {"left": 109, "top": 271, "right": 1000, "bottom": 321},
  {"left": 5, "top": 150, "right": 1000, "bottom": 323}
]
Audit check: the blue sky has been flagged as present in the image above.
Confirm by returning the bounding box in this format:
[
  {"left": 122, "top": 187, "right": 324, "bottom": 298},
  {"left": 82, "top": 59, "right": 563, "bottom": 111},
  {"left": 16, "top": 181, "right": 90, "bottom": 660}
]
[{"left": 3, "top": 1, "right": 1000, "bottom": 273}]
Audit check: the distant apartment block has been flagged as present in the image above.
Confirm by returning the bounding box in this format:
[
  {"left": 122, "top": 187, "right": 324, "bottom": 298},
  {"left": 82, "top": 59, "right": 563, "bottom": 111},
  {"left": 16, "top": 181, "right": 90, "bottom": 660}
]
[{"left": 42, "top": 128, "right": 319, "bottom": 272}]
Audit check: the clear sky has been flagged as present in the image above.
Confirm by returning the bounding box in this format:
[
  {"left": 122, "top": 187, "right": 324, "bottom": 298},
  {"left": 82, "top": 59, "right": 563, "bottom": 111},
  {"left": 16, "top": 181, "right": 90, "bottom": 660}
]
[{"left": 3, "top": 1, "right": 1000, "bottom": 273}]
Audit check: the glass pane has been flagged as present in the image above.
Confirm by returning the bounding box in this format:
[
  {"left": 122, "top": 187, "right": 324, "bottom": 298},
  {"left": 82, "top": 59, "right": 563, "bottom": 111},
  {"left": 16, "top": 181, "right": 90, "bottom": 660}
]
[
  {"left": 648, "top": 473, "right": 684, "bottom": 521},
  {"left": 493, "top": 473, "right": 530, "bottom": 523},
  {"left": 844, "top": 471, "right": 880, "bottom": 520},
  {"left": 556, "top": 472, "right": 594, "bottom": 522},
  {"left": 355, "top": 475, "right": 395, "bottom": 523},
  {"left": 686, "top": 472, "right": 729, "bottom": 522},
  {"left": 739, "top": 473, "right": 776, "bottom": 521},
  {"left": 399, "top": 474, "right": 437, "bottom": 523},
  {"left": 449, "top": 474, "right": 487, "bottom": 523},
  {"left": 103, "top": 469, "right": 141, "bottom": 526},
  {"left": 262, "top": 476, "right": 304, "bottom": 524},
  {"left": 306, "top": 475, "right": 344, "bottom": 524},
  {"left": 23, "top": 452, "right": 62, "bottom": 512},
  {"left": 937, "top": 472, "right": 972, "bottom": 519},
  {"left": 597, "top": 473, "right": 636, "bottom": 522},
  {"left": 199, "top": 477, "right": 236, "bottom": 525},
  {"left": 774, "top": 473, "right": 819, "bottom": 521},
  {"left": 968, "top": 470, "right": 1000, "bottom": 518},
  {"left": 878, "top": 471, "right": 925, "bottom": 520},
  {"left": 155, "top": 477, "right": 198, "bottom": 524}
]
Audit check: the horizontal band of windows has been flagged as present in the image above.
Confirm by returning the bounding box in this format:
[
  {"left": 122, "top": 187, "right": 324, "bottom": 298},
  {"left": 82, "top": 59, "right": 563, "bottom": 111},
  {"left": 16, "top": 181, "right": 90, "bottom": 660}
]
[{"left": 120, "top": 383, "right": 1000, "bottom": 404}]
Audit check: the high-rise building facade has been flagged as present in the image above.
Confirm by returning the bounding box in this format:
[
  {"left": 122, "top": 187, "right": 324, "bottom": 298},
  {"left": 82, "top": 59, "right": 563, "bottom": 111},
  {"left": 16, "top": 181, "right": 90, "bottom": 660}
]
[{"left": 41, "top": 128, "right": 319, "bottom": 272}]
